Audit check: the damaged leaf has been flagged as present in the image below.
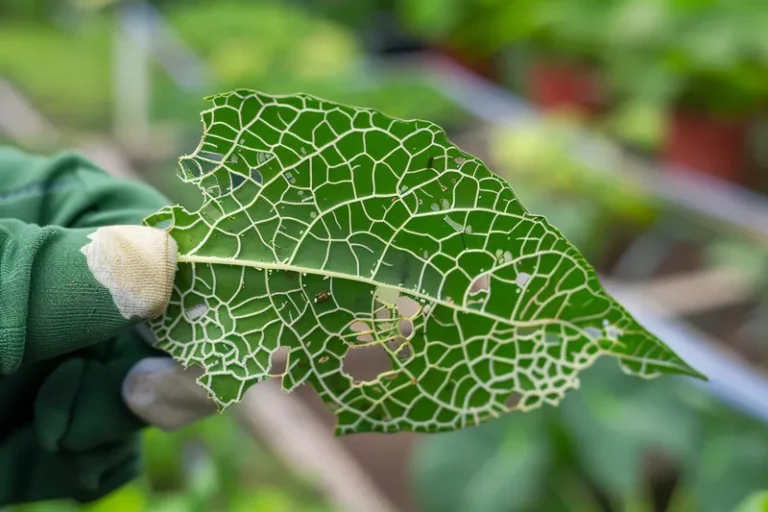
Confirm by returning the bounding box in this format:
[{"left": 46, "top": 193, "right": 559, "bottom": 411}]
[{"left": 144, "top": 90, "right": 703, "bottom": 434}]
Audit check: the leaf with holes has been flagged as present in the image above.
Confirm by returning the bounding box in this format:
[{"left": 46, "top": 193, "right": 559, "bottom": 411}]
[{"left": 144, "top": 90, "right": 704, "bottom": 434}]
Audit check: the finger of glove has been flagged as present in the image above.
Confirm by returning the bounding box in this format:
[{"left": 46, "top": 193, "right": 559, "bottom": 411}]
[
  {"left": 0, "top": 426, "right": 139, "bottom": 506},
  {"left": 81, "top": 225, "right": 178, "bottom": 321},
  {"left": 122, "top": 357, "right": 218, "bottom": 431},
  {"left": 35, "top": 333, "right": 155, "bottom": 452},
  {"left": 70, "top": 436, "right": 140, "bottom": 493}
]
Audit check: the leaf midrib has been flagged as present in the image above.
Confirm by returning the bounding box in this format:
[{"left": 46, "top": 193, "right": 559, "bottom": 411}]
[
  {"left": 177, "top": 254, "right": 701, "bottom": 377},
  {"left": 177, "top": 254, "right": 563, "bottom": 330}
]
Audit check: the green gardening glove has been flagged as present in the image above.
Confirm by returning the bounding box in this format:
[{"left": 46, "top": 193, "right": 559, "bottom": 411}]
[
  {"left": 0, "top": 148, "right": 216, "bottom": 506},
  {"left": 1, "top": 225, "right": 217, "bottom": 506}
]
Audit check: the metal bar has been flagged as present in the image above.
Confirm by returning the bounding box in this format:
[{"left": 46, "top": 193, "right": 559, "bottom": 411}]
[
  {"left": 605, "top": 280, "right": 768, "bottom": 425},
  {"left": 0, "top": 77, "right": 61, "bottom": 146},
  {"left": 238, "top": 382, "right": 401, "bottom": 512},
  {"left": 117, "top": 0, "right": 210, "bottom": 94},
  {"left": 609, "top": 266, "right": 756, "bottom": 316}
]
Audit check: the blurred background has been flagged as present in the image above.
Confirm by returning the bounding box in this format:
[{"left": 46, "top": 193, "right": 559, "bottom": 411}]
[{"left": 2, "top": 0, "right": 768, "bottom": 510}]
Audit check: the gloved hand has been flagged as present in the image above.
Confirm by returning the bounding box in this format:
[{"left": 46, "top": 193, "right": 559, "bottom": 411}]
[
  {"left": 0, "top": 148, "right": 218, "bottom": 506},
  {"left": 122, "top": 323, "right": 218, "bottom": 432},
  {"left": 81, "top": 224, "right": 218, "bottom": 432},
  {"left": 1, "top": 225, "right": 217, "bottom": 506}
]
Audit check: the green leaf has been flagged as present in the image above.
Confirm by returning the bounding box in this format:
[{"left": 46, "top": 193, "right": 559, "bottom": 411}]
[
  {"left": 144, "top": 90, "right": 703, "bottom": 435},
  {"left": 733, "top": 491, "right": 768, "bottom": 512},
  {"left": 411, "top": 411, "right": 552, "bottom": 512}
]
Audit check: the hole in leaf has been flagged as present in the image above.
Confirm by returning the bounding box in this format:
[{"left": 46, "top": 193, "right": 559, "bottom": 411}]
[
  {"left": 250, "top": 168, "right": 264, "bottom": 184},
  {"left": 398, "top": 319, "right": 414, "bottom": 338},
  {"left": 230, "top": 172, "right": 246, "bottom": 190},
  {"left": 584, "top": 326, "right": 602, "bottom": 339},
  {"left": 470, "top": 274, "right": 490, "bottom": 293},
  {"left": 350, "top": 321, "right": 373, "bottom": 342},
  {"left": 184, "top": 302, "right": 209, "bottom": 322},
  {"left": 256, "top": 151, "right": 271, "bottom": 164},
  {"left": 375, "top": 307, "right": 391, "bottom": 320},
  {"left": 375, "top": 286, "right": 399, "bottom": 306},
  {"left": 153, "top": 218, "right": 172, "bottom": 230},
  {"left": 182, "top": 152, "right": 221, "bottom": 178},
  {"left": 269, "top": 347, "right": 290, "bottom": 376},
  {"left": 199, "top": 151, "right": 225, "bottom": 162},
  {"left": 606, "top": 324, "right": 623, "bottom": 341},
  {"left": 397, "top": 344, "right": 413, "bottom": 360},
  {"left": 544, "top": 332, "right": 560, "bottom": 345},
  {"left": 516, "top": 272, "right": 531, "bottom": 287},
  {"left": 342, "top": 344, "right": 392, "bottom": 383},
  {"left": 387, "top": 337, "right": 413, "bottom": 361},
  {"left": 505, "top": 392, "right": 522, "bottom": 409},
  {"left": 396, "top": 296, "right": 419, "bottom": 317}
]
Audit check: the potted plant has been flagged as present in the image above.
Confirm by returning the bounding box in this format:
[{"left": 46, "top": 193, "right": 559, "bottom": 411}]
[
  {"left": 660, "top": 64, "right": 768, "bottom": 184},
  {"left": 606, "top": 1, "right": 768, "bottom": 184},
  {"left": 517, "top": 0, "right": 619, "bottom": 116}
]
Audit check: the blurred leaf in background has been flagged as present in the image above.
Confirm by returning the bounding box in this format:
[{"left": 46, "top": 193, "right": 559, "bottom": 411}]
[
  {"left": 411, "top": 358, "right": 768, "bottom": 512},
  {"left": 733, "top": 491, "right": 768, "bottom": 512},
  {"left": 7, "top": 414, "right": 336, "bottom": 512},
  {"left": 0, "top": 18, "right": 113, "bottom": 130},
  {"left": 487, "top": 117, "right": 659, "bottom": 265}
]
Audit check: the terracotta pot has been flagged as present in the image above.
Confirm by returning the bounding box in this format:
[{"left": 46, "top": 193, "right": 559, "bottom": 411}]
[
  {"left": 663, "top": 109, "right": 751, "bottom": 184},
  {"left": 528, "top": 59, "right": 605, "bottom": 116}
]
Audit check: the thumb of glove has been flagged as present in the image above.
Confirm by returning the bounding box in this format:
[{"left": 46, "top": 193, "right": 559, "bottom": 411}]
[
  {"left": 122, "top": 356, "right": 218, "bottom": 431},
  {"left": 122, "top": 321, "right": 219, "bottom": 432}
]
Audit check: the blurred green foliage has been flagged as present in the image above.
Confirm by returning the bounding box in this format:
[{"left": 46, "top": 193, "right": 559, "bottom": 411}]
[
  {"left": 733, "top": 491, "right": 768, "bottom": 512},
  {"left": 412, "top": 358, "right": 768, "bottom": 512},
  {"left": 385, "top": 0, "right": 768, "bottom": 114},
  {"left": 166, "top": 1, "right": 361, "bottom": 93},
  {"left": 8, "top": 414, "right": 335, "bottom": 512},
  {"left": 487, "top": 117, "right": 659, "bottom": 262},
  {"left": 0, "top": 0, "right": 467, "bottom": 137},
  {"left": 0, "top": 18, "right": 113, "bottom": 129}
]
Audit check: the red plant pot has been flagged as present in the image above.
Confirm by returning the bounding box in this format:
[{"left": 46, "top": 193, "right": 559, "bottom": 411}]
[
  {"left": 663, "top": 110, "right": 751, "bottom": 184},
  {"left": 528, "top": 60, "right": 605, "bottom": 117}
]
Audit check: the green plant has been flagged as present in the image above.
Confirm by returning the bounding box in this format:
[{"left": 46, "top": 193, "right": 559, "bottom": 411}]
[
  {"left": 0, "top": 20, "right": 113, "bottom": 129},
  {"left": 143, "top": 90, "right": 701, "bottom": 435},
  {"left": 733, "top": 491, "right": 768, "bottom": 512},
  {"left": 413, "top": 358, "right": 768, "bottom": 512},
  {"left": 167, "top": 1, "right": 361, "bottom": 92},
  {"left": 488, "top": 118, "right": 659, "bottom": 232},
  {"left": 603, "top": 0, "right": 768, "bottom": 115},
  {"left": 7, "top": 415, "right": 335, "bottom": 512},
  {"left": 394, "top": 0, "right": 621, "bottom": 63},
  {"left": 162, "top": 1, "right": 467, "bottom": 128}
]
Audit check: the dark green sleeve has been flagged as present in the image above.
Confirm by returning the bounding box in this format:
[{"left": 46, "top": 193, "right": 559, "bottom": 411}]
[
  {"left": 0, "top": 147, "right": 174, "bottom": 506},
  {"left": 0, "top": 147, "right": 171, "bottom": 374}
]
